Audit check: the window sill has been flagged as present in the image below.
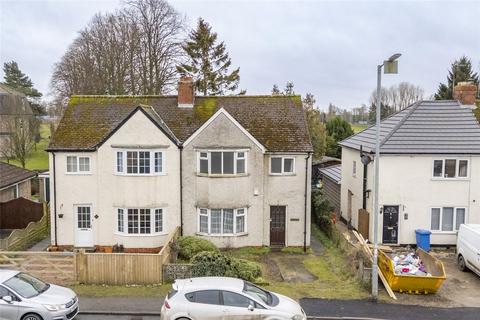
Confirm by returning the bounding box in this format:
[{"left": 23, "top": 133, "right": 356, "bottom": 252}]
[
  {"left": 195, "top": 232, "right": 248, "bottom": 237},
  {"left": 114, "top": 232, "right": 168, "bottom": 237},
  {"left": 431, "top": 177, "right": 469, "bottom": 181},
  {"left": 114, "top": 173, "right": 167, "bottom": 177},
  {"left": 430, "top": 231, "right": 458, "bottom": 235},
  {"left": 196, "top": 173, "right": 249, "bottom": 178},
  {"left": 269, "top": 173, "right": 296, "bottom": 176},
  {"left": 66, "top": 172, "right": 92, "bottom": 175}
]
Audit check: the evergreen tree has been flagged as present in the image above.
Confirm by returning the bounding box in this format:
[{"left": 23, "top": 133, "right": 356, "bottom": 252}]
[
  {"left": 177, "top": 18, "right": 240, "bottom": 95},
  {"left": 3, "top": 61, "right": 45, "bottom": 115},
  {"left": 435, "top": 56, "right": 479, "bottom": 100},
  {"left": 368, "top": 102, "right": 395, "bottom": 124},
  {"left": 325, "top": 116, "right": 354, "bottom": 158}
]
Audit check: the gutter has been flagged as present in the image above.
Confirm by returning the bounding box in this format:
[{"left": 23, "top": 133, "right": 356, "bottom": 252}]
[
  {"left": 52, "top": 152, "right": 58, "bottom": 246},
  {"left": 304, "top": 152, "right": 312, "bottom": 252}
]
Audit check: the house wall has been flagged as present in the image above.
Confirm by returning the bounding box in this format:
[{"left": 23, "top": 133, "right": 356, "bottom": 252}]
[
  {"left": 0, "top": 180, "right": 32, "bottom": 202},
  {"left": 182, "top": 112, "right": 311, "bottom": 248},
  {"left": 50, "top": 111, "right": 181, "bottom": 249},
  {"left": 341, "top": 146, "right": 480, "bottom": 245}
]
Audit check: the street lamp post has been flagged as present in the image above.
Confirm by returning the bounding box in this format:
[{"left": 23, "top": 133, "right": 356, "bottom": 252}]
[{"left": 372, "top": 53, "right": 401, "bottom": 301}]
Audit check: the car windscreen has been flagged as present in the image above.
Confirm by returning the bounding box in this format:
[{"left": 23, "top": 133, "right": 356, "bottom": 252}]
[
  {"left": 3, "top": 273, "right": 50, "bottom": 298},
  {"left": 243, "top": 281, "right": 273, "bottom": 306}
]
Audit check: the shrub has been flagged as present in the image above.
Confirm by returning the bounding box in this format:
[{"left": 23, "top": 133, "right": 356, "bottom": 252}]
[
  {"left": 178, "top": 236, "right": 219, "bottom": 260},
  {"left": 191, "top": 251, "right": 262, "bottom": 282}
]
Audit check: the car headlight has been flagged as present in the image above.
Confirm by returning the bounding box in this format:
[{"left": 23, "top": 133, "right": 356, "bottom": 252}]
[
  {"left": 43, "top": 304, "right": 66, "bottom": 311},
  {"left": 292, "top": 314, "right": 304, "bottom": 320}
]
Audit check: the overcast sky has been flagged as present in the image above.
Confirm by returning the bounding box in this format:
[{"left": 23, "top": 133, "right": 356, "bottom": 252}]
[{"left": 1, "top": 0, "right": 479, "bottom": 110}]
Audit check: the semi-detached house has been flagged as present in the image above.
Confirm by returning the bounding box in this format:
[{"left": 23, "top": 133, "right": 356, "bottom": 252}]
[{"left": 47, "top": 77, "right": 313, "bottom": 252}]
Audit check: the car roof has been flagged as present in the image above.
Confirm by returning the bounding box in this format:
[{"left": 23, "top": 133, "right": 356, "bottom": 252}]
[
  {"left": 0, "top": 270, "right": 19, "bottom": 283},
  {"left": 174, "top": 277, "right": 244, "bottom": 292}
]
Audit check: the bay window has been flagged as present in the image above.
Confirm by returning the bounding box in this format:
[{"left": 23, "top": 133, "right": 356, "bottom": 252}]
[
  {"left": 432, "top": 159, "right": 469, "bottom": 178},
  {"left": 197, "top": 208, "right": 247, "bottom": 235},
  {"left": 197, "top": 150, "right": 247, "bottom": 175},
  {"left": 430, "top": 207, "right": 466, "bottom": 232},
  {"left": 117, "top": 208, "right": 165, "bottom": 235},
  {"left": 270, "top": 156, "right": 295, "bottom": 175},
  {"left": 115, "top": 150, "right": 165, "bottom": 175}
]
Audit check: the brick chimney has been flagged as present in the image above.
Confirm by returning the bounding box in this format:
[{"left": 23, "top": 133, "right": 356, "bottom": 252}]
[
  {"left": 177, "top": 76, "right": 194, "bottom": 108},
  {"left": 453, "top": 82, "right": 478, "bottom": 105}
]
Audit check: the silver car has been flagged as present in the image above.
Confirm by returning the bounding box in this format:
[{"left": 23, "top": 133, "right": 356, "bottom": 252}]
[
  {"left": 161, "top": 277, "right": 306, "bottom": 320},
  {"left": 0, "top": 270, "right": 78, "bottom": 320}
]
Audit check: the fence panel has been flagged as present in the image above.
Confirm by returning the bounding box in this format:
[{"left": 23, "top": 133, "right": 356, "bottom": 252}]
[
  {"left": 0, "top": 252, "right": 76, "bottom": 285},
  {"left": 0, "top": 197, "right": 43, "bottom": 229}
]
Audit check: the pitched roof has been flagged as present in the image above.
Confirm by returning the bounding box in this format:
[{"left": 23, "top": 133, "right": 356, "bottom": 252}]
[
  {"left": 340, "top": 100, "right": 480, "bottom": 154},
  {"left": 319, "top": 164, "right": 341, "bottom": 184},
  {"left": 48, "top": 95, "right": 312, "bottom": 153},
  {"left": 0, "top": 162, "right": 37, "bottom": 189},
  {"left": 0, "top": 84, "right": 33, "bottom": 116}
]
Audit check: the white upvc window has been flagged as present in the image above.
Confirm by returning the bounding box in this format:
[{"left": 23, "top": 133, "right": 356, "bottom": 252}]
[
  {"left": 116, "top": 207, "right": 165, "bottom": 235},
  {"left": 197, "top": 208, "right": 247, "bottom": 235},
  {"left": 66, "top": 156, "right": 91, "bottom": 174},
  {"left": 432, "top": 159, "right": 469, "bottom": 179},
  {"left": 430, "top": 207, "right": 466, "bottom": 232},
  {"left": 270, "top": 156, "right": 295, "bottom": 175},
  {"left": 115, "top": 150, "right": 165, "bottom": 175},
  {"left": 197, "top": 150, "right": 248, "bottom": 175}
]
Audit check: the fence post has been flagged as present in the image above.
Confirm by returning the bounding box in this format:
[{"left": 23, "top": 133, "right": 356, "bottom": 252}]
[{"left": 76, "top": 250, "right": 87, "bottom": 283}]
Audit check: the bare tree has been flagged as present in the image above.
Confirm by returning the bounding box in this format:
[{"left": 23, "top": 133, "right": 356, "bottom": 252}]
[
  {"left": 370, "top": 82, "right": 424, "bottom": 112},
  {"left": 5, "top": 116, "right": 36, "bottom": 168},
  {"left": 50, "top": 0, "right": 185, "bottom": 104}
]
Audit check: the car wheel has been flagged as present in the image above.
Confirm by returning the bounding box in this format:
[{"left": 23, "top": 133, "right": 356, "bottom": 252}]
[
  {"left": 21, "top": 314, "right": 43, "bottom": 320},
  {"left": 458, "top": 254, "right": 467, "bottom": 272},
  {"left": 176, "top": 317, "right": 191, "bottom": 320}
]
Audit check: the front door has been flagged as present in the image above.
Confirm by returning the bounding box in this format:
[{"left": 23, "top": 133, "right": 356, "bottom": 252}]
[
  {"left": 382, "top": 205, "right": 399, "bottom": 244},
  {"left": 270, "top": 206, "right": 286, "bottom": 246},
  {"left": 75, "top": 205, "right": 93, "bottom": 247}
]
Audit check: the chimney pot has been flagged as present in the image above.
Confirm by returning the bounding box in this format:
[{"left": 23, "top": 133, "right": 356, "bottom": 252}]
[
  {"left": 178, "top": 76, "right": 194, "bottom": 108},
  {"left": 453, "top": 82, "right": 478, "bottom": 105}
]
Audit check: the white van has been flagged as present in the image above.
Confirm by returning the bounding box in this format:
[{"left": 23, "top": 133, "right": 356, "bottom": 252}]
[{"left": 457, "top": 224, "right": 480, "bottom": 277}]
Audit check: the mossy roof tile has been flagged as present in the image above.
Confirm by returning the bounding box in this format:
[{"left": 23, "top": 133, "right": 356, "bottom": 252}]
[{"left": 48, "top": 95, "right": 313, "bottom": 153}]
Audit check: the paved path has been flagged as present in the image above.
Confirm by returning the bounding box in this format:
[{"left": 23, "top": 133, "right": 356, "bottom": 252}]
[
  {"left": 27, "top": 235, "right": 50, "bottom": 251},
  {"left": 79, "top": 296, "right": 163, "bottom": 314},
  {"left": 301, "top": 298, "right": 480, "bottom": 320}
]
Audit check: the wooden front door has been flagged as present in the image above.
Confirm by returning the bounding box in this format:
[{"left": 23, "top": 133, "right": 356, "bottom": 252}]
[
  {"left": 270, "top": 206, "right": 286, "bottom": 246},
  {"left": 382, "top": 205, "right": 399, "bottom": 244}
]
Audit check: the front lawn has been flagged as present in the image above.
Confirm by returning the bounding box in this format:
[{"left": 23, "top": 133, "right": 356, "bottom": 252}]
[{"left": 69, "top": 283, "right": 171, "bottom": 297}]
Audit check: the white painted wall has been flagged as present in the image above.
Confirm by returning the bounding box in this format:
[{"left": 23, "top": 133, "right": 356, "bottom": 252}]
[
  {"left": 50, "top": 111, "right": 181, "bottom": 248},
  {"left": 341, "top": 146, "right": 480, "bottom": 245}
]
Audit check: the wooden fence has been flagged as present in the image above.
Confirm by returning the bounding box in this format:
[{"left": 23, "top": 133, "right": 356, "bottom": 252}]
[
  {"left": 0, "top": 204, "right": 49, "bottom": 250},
  {"left": 76, "top": 226, "right": 181, "bottom": 285},
  {"left": 0, "top": 251, "right": 76, "bottom": 285},
  {"left": 0, "top": 197, "right": 44, "bottom": 229}
]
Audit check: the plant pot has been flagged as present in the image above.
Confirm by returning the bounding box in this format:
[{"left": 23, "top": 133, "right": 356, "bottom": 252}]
[{"left": 104, "top": 247, "right": 113, "bottom": 253}]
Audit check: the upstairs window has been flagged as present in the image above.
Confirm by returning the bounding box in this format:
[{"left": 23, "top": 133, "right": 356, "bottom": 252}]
[
  {"left": 197, "top": 151, "right": 247, "bottom": 175},
  {"left": 116, "top": 150, "right": 165, "bottom": 175},
  {"left": 432, "top": 159, "right": 468, "bottom": 179},
  {"left": 67, "top": 156, "right": 90, "bottom": 174},
  {"left": 270, "top": 156, "right": 295, "bottom": 175}
]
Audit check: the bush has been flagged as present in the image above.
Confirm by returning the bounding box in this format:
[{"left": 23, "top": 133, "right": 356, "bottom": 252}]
[
  {"left": 178, "top": 236, "right": 219, "bottom": 260},
  {"left": 191, "top": 251, "right": 262, "bottom": 282}
]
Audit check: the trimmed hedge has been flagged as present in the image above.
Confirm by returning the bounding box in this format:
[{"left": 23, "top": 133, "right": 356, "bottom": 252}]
[
  {"left": 178, "top": 236, "right": 219, "bottom": 260},
  {"left": 191, "top": 251, "right": 261, "bottom": 282}
]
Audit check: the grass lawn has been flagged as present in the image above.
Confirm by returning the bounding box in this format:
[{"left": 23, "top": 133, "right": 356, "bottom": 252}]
[
  {"left": 9, "top": 123, "right": 50, "bottom": 171},
  {"left": 351, "top": 123, "right": 368, "bottom": 133},
  {"left": 69, "top": 284, "right": 171, "bottom": 297}
]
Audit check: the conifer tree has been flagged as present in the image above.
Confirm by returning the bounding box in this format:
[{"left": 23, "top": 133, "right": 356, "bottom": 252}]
[
  {"left": 3, "top": 61, "right": 42, "bottom": 99},
  {"left": 435, "top": 56, "right": 479, "bottom": 100},
  {"left": 177, "top": 18, "right": 240, "bottom": 95}
]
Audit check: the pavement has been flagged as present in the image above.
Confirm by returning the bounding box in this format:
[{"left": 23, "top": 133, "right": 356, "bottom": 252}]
[
  {"left": 27, "top": 235, "right": 51, "bottom": 251},
  {"left": 77, "top": 296, "right": 480, "bottom": 320}
]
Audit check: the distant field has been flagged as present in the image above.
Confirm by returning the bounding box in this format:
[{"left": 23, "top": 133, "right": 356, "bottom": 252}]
[
  {"left": 351, "top": 123, "right": 368, "bottom": 133},
  {"left": 9, "top": 123, "right": 50, "bottom": 171}
]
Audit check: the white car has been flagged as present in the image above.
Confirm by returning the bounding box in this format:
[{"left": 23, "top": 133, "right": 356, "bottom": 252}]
[
  {"left": 457, "top": 224, "right": 480, "bottom": 276},
  {"left": 0, "top": 270, "right": 78, "bottom": 320},
  {"left": 161, "top": 277, "right": 306, "bottom": 320}
]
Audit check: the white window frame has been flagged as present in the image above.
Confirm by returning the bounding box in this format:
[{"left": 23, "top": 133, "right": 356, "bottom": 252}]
[
  {"left": 432, "top": 158, "right": 469, "bottom": 179},
  {"left": 66, "top": 155, "right": 91, "bottom": 174},
  {"left": 430, "top": 206, "right": 467, "bottom": 233},
  {"left": 196, "top": 208, "right": 248, "bottom": 236},
  {"left": 115, "top": 207, "right": 166, "bottom": 236},
  {"left": 269, "top": 156, "right": 296, "bottom": 175},
  {"left": 115, "top": 150, "right": 166, "bottom": 176},
  {"left": 196, "top": 150, "right": 248, "bottom": 176}
]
